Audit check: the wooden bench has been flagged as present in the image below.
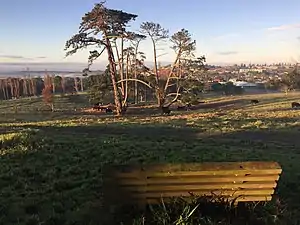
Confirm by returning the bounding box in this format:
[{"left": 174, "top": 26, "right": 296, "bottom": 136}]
[{"left": 103, "top": 161, "right": 282, "bottom": 206}]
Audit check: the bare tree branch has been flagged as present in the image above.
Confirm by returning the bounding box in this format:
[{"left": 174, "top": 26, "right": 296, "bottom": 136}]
[
  {"left": 166, "top": 92, "right": 182, "bottom": 97},
  {"left": 116, "top": 78, "right": 153, "bottom": 89}
]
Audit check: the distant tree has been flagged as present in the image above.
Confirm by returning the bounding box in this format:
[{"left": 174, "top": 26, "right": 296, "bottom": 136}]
[
  {"left": 42, "top": 75, "right": 54, "bottom": 111},
  {"left": 61, "top": 75, "right": 66, "bottom": 95},
  {"left": 211, "top": 82, "right": 243, "bottom": 95},
  {"left": 178, "top": 57, "right": 206, "bottom": 104},
  {"left": 4, "top": 79, "right": 9, "bottom": 99},
  {"left": 80, "top": 76, "right": 84, "bottom": 92},
  {"left": 73, "top": 76, "right": 79, "bottom": 93},
  {"left": 223, "top": 82, "right": 244, "bottom": 95},
  {"left": 53, "top": 75, "right": 62, "bottom": 93},
  {"left": 211, "top": 82, "right": 224, "bottom": 93},
  {"left": 140, "top": 26, "right": 206, "bottom": 108},
  {"left": 30, "top": 77, "right": 37, "bottom": 96},
  {"left": 122, "top": 46, "right": 135, "bottom": 103},
  {"left": 0, "top": 79, "right": 8, "bottom": 100},
  {"left": 127, "top": 32, "right": 146, "bottom": 103},
  {"left": 14, "top": 78, "right": 20, "bottom": 98},
  {"left": 140, "top": 22, "right": 169, "bottom": 106},
  {"left": 179, "top": 78, "right": 204, "bottom": 105},
  {"left": 65, "top": 1, "right": 138, "bottom": 115},
  {"left": 281, "top": 66, "right": 300, "bottom": 93},
  {"left": 34, "top": 77, "right": 44, "bottom": 96},
  {"left": 51, "top": 74, "right": 55, "bottom": 94},
  {"left": 22, "top": 77, "right": 29, "bottom": 97},
  {"left": 87, "top": 65, "right": 114, "bottom": 104},
  {"left": 7, "top": 78, "right": 14, "bottom": 99}
]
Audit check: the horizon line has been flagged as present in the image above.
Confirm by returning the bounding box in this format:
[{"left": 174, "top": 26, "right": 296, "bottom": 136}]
[{"left": 0, "top": 60, "right": 296, "bottom": 65}]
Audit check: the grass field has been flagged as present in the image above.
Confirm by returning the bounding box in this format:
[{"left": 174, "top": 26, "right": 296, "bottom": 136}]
[{"left": 1, "top": 92, "right": 300, "bottom": 224}]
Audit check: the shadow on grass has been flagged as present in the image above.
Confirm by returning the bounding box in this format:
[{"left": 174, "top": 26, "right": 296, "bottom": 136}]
[
  {"left": 0, "top": 108, "right": 189, "bottom": 123},
  {"left": 63, "top": 94, "right": 90, "bottom": 105},
  {"left": 1, "top": 123, "right": 300, "bottom": 224},
  {"left": 0, "top": 98, "right": 42, "bottom": 111},
  {"left": 272, "top": 107, "right": 300, "bottom": 112},
  {"left": 192, "top": 99, "right": 245, "bottom": 110}
]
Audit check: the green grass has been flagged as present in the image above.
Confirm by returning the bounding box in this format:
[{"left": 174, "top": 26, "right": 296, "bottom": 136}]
[
  {"left": 118, "top": 195, "right": 289, "bottom": 225},
  {"left": 1, "top": 92, "right": 300, "bottom": 224}
]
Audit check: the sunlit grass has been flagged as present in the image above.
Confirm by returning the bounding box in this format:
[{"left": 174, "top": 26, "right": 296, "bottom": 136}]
[{"left": 1, "top": 92, "right": 300, "bottom": 224}]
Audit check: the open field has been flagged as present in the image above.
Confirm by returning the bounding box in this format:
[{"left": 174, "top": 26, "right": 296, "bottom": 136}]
[{"left": 1, "top": 92, "right": 300, "bottom": 224}]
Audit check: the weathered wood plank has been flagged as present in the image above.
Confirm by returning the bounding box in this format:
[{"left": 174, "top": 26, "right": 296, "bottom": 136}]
[
  {"left": 120, "top": 182, "right": 277, "bottom": 192},
  {"left": 144, "top": 195, "right": 273, "bottom": 204},
  {"left": 103, "top": 161, "right": 282, "bottom": 205},
  {"left": 114, "top": 169, "right": 282, "bottom": 178},
  {"left": 117, "top": 175, "right": 280, "bottom": 185},
  {"left": 105, "top": 161, "right": 281, "bottom": 173},
  {"left": 132, "top": 189, "right": 275, "bottom": 198}
]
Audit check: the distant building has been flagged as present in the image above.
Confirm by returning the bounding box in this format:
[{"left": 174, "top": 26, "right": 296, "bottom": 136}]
[
  {"left": 229, "top": 79, "right": 257, "bottom": 87},
  {"left": 234, "top": 81, "right": 257, "bottom": 87},
  {"left": 239, "top": 68, "right": 264, "bottom": 73}
]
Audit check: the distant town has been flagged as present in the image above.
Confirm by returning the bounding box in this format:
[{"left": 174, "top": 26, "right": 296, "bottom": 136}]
[
  {"left": 0, "top": 62, "right": 297, "bottom": 83},
  {"left": 205, "top": 63, "right": 296, "bottom": 84},
  {"left": 0, "top": 62, "right": 298, "bottom": 95}
]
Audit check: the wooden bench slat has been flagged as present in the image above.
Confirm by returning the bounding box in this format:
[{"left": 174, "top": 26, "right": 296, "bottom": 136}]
[
  {"left": 108, "top": 162, "right": 281, "bottom": 173},
  {"left": 120, "top": 182, "right": 277, "bottom": 192},
  {"left": 144, "top": 195, "right": 273, "bottom": 204},
  {"left": 103, "top": 161, "right": 282, "bottom": 205},
  {"left": 147, "top": 169, "right": 282, "bottom": 177},
  {"left": 117, "top": 175, "right": 280, "bottom": 185},
  {"left": 114, "top": 169, "right": 282, "bottom": 178},
  {"left": 132, "top": 189, "right": 275, "bottom": 198}
]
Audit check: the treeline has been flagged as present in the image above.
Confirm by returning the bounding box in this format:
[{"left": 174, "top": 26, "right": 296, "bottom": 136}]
[{"left": 0, "top": 75, "right": 85, "bottom": 100}]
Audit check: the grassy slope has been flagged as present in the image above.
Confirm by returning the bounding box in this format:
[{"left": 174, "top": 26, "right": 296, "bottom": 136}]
[{"left": 1, "top": 92, "right": 300, "bottom": 224}]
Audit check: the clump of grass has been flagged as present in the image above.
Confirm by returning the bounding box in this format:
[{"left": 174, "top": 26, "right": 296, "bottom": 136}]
[
  {"left": 116, "top": 195, "right": 290, "bottom": 225},
  {"left": 0, "top": 128, "right": 41, "bottom": 154},
  {"left": 0, "top": 132, "right": 23, "bottom": 148}
]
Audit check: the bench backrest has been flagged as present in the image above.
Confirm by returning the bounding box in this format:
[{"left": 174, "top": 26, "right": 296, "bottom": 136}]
[{"left": 103, "top": 161, "right": 282, "bottom": 205}]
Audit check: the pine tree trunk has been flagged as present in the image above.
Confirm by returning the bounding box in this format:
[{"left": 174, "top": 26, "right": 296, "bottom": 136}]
[
  {"left": 61, "top": 76, "right": 66, "bottom": 94},
  {"left": 74, "top": 77, "right": 79, "bottom": 93},
  {"left": 80, "top": 77, "right": 84, "bottom": 92},
  {"left": 123, "top": 54, "right": 130, "bottom": 105},
  {"left": 23, "top": 78, "right": 28, "bottom": 97},
  {"left": 134, "top": 48, "right": 138, "bottom": 104},
  {"left": 16, "top": 79, "right": 20, "bottom": 98},
  {"left": 9, "top": 79, "right": 14, "bottom": 99},
  {"left": 4, "top": 80, "right": 9, "bottom": 100},
  {"left": 105, "top": 36, "right": 123, "bottom": 116},
  {"left": 30, "top": 78, "right": 36, "bottom": 96},
  {"left": 156, "top": 88, "right": 165, "bottom": 107},
  {"left": 52, "top": 75, "right": 55, "bottom": 94}
]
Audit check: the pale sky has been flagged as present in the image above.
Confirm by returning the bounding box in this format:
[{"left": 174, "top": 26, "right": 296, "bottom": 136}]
[{"left": 0, "top": 0, "right": 300, "bottom": 71}]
